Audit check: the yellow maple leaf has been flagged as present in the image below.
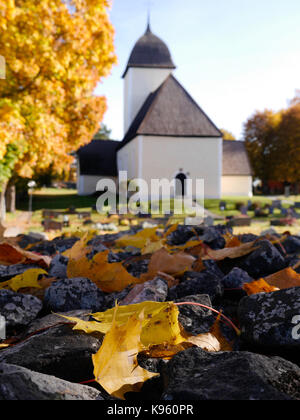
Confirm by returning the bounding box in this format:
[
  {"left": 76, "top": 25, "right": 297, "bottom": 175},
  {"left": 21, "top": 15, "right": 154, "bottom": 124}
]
[
  {"left": 67, "top": 250, "right": 142, "bottom": 293},
  {"left": 62, "top": 232, "right": 93, "bottom": 259},
  {"left": 115, "top": 227, "right": 160, "bottom": 249},
  {"left": 92, "top": 307, "right": 159, "bottom": 400},
  {"left": 0, "top": 268, "right": 47, "bottom": 292}
]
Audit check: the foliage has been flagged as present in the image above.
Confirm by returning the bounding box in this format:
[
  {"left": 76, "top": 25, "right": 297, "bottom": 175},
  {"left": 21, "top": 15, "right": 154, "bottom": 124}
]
[
  {"left": 94, "top": 123, "right": 112, "bottom": 140},
  {"left": 0, "top": 0, "right": 116, "bottom": 190},
  {"left": 243, "top": 109, "right": 281, "bottom": 183},
  {"left": 220, "top": 128, "right": 236, "bottom": 140}
]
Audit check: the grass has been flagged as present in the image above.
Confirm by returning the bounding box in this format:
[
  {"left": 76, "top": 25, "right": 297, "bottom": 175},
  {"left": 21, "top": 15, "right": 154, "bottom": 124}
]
[{"left": 4, "top": 188, "right": 300, "bottom": 236}]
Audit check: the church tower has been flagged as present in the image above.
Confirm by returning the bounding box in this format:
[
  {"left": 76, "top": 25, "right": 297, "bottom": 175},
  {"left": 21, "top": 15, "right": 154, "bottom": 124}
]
[{"left": 122, "top": 22, "right": 176, "bottom": 134}]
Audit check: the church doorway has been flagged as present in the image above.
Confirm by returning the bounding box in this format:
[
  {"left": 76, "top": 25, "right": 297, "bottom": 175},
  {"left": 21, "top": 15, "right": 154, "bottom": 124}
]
[{"left": 175, "top": 172, "right": 187, "bottom": 197}]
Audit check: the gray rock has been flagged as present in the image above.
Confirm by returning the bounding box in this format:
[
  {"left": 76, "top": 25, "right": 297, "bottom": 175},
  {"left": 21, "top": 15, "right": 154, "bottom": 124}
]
[
  {"left": 28, "top": 232, "right": 49, "bottom": 241},
  {"left": 24, "top": 310, "right": 91, "bottom": 336},
  {"left": 120, "top": 277, "right": 168, "bottom": 305},
  {"left": 168, "top": 271, "right": 223, "bottom": 302},
  {"left": 0, "top": 290, "right": 42, "bottom": 330},
  {"left": 48, "top": 254, "right": 68, "bottom": 279},
  {"left": 175, "top": 294, "right": 215, "bottom": 334},
  {"left": 161, "top": 348, "right": 300, "bottom": 400},
  {"left": 44, "top": 277, "right": 107, "bottom": 312},
  {"left": 222, "top": 267, "right": 253, "bottom": 289},
  {"left": 238, "top": 287, "right": 300, "bottom": 350},
  {"left": 237, "top": 240, "right": 286, "bottom": 278},
  {"left": 0, "top": 324, "right": 101, "bottom": 383},
  {"left": 282, "top": 235, "right": 300, "bottom": 254},
  {"left": 0, "top": 363, "right": 101, "bottom": 400}
]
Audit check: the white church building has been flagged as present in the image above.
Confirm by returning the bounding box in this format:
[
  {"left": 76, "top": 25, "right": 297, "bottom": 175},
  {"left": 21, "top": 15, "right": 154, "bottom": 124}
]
[{"left": 77, "top": 23, "right": 253, "bottom": 198}]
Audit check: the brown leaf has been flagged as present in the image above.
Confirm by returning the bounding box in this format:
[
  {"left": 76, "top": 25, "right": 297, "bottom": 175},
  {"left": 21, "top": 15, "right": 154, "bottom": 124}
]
[
  {"left": 141, "top": 248, "right": 195, "bottom": 281},
  {"left": 243, "top": 279, "right": 279, "bottom": 295},
  {"left": 203, "top": 241, "right": 258, "bottom": 261},
  {"left": 0, "top": 242, "right": 51, "bottom": 268},
  {"left": 264, "top": 267, "right": 300, "bottom": 290}
]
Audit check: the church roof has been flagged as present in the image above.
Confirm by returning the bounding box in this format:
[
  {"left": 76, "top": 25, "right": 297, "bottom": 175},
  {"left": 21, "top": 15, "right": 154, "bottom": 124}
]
[
  {"left": 122, "top": 24, "right": 176, "bottom": 78},
  {"left": 118, "top": 75, "right": 222, "bottom": 149},
  {"left": 77, "top": 140, "right": 118, "bottom": 176},
  {"left": 222, "top": 140, "right": 253, "bottom": 176}
]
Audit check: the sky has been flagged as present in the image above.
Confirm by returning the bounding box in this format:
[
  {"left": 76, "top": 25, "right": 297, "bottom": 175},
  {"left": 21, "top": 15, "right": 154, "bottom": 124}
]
[{"left": 95, "top": 0, "right": 300, "bottom": 140}]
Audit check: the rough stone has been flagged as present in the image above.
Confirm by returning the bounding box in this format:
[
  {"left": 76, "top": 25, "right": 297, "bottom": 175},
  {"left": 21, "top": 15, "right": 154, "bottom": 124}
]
[
  {"left": 120, "top": 277, "right": 168, "bottom": 305},
  {"left": 0, "top": 324, "right": 101, "bottom": 383},
  {"left": 44, "top": 277, "right": 107, "bottom": 313},
  {"left": 161, "top": 348, "right": 300, "bottom": 400},
  {"left": 237, "top": 240, "right": 286, "bottom": 278},
  {"left": 282, "top": 235, "right": 300, "bottom": 255},
  {"left": 175, "top": 294, "right": 215, "bottom": 334},
  {"left": 0, "top": 363, "right": 101, "bottom": 400},
  {"left": 238, "top": 287, "right": 300, "bottom": 350},
  {"left": 168, "top": 271, "right": 223, "bottom": 302},
  {"left": 48, "top": 254, "right": 68, "bottom": 279},
  {"left": 0, "top": 290, "right": 43, "bottom": 330},
  {"left": 222, "top": 267, "right": 254, "bottom": 289}
]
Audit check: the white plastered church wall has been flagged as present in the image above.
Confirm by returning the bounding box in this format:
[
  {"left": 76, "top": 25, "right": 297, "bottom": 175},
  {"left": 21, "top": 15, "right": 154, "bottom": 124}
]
[
  {"left": 139, "top": 136, "right": 222, "bottom": 199},
  {"left": 124, "top": 67, "right": 172, "bottom": 133}
]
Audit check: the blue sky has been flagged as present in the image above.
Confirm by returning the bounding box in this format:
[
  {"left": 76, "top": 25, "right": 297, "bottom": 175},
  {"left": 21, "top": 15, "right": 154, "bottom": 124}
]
[{"left": 95, "top": 0, "right": 300, "bottom": 140}]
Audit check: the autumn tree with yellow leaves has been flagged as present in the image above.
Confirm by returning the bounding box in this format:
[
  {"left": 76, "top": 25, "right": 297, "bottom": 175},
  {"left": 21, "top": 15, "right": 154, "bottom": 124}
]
[{"left": 0, "top": 0, "right": 116, "bottom": 218}]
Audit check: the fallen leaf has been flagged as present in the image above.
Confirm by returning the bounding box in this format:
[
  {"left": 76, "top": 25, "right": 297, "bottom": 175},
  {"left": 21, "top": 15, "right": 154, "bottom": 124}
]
[
  {"left": 67, "top": 250, "right": 142, "bottom": 293},
  {"left": 243, "top": 279, "right": 279, "bottom": 295},
  {"left": 186, "top": 333, "right": 221, "bottom": 352},
  {"left": 0, "top": 344, "right": 9, "bottom": 349},
  {"left": 141, "top": 238, "right": 165, "bottom": 255},
  {"left": 92, "top": 301, "right": 186, "bottom": 347},
  {"left": 0, "top": 242, "right": 51, "bottom": 267},
  {"left": 92, "top": 307, "right": 159, "bottom": 400},
  {"left": 203, "top": 241, "right": 258, "bottom": 261},
  {"left": 141, "top": 248, "right": 195, "bottom": 281},
  {"left": 115, "top": 227, "right": 160, "bottom": 249},
  {"left": 223, "top": 233, "right": 242, "bottom": 248},
  {"left": 140, "top": 342, "right": 194, "bottom": 360},
  {"left": 0, "top": 268, "right": 47, "bottom": 292},
  {"left": 264, "top": 267, "right": 300, "bottom": 290},
  {"left": 62, "top": 232, "right": 93, "bottom": 259}
]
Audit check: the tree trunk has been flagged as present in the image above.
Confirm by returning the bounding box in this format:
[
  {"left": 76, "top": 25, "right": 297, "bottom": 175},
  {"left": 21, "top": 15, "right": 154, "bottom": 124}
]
[
  {"left": 0, "top": 182, "right": 8, "bottom": 222},
  {"left": 5, "top": 184, "right": 16, "bottom": 213}
]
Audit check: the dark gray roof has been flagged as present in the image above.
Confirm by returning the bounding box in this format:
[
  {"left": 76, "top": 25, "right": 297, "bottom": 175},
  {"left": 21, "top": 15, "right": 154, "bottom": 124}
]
[
  {"left": 77, "top": 140, "right": 119, "bottom": 176},
  {"left": 122, "top": 25, "right": 176, "bottom": 78},
  {"left": 118, "top": 75, "right": 222, "bottom": 149},
  {"left": 222, "top": 140, "right": 253, "bottom": 176}
]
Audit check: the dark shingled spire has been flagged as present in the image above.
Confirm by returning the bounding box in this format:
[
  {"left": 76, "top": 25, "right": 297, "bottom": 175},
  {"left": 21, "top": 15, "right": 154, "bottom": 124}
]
[{"left": 122, "top": 22, "right": 176, "bottom": 78}]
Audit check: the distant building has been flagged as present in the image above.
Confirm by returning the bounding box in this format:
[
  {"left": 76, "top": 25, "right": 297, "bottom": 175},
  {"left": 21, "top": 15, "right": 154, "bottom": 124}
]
[{"left": 77, "top": 22, "right": 252, "bottom": 198}]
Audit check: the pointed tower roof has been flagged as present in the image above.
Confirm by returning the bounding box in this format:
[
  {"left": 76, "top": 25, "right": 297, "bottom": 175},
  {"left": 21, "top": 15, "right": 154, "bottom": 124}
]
[
  {"left": 118, "top": 75, "right": 222, "bottom": 149},
  {"left": 122, "top": 23, "right": 176, "bottom": 78}
]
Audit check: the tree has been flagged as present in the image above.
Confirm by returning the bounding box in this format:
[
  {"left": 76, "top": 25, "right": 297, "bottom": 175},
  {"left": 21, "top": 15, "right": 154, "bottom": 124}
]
[
  {"left": 0, "top": 0, "right": 116, "bottom": 219},
  {"left": 94, "top": 124, "right": 112, "bottom": 140},
  {"left": 243, "top": 110, "right": 281, "bottom": 190},
  {"left": 275, "top": 103, "right": 300, "bottom": 187},
  {"left": 220, "top": 129, "right": 236, "bottom": 141}
]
